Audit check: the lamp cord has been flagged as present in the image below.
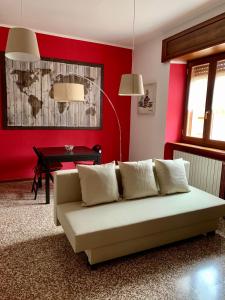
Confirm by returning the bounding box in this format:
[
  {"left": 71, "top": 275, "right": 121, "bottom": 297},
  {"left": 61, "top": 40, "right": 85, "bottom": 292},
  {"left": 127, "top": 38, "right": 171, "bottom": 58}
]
[
  {"left": 132, "top": 0, "right": 136, "bottom": 69},
  {"left": 20, "top": 0, "right": 23, "bottom": 26}
]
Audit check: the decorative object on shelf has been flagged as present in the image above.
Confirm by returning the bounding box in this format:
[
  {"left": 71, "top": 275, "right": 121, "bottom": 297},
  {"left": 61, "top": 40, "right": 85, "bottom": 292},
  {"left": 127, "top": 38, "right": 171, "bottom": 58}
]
[
  {"left": 3, "top": 55, "right": 103, "bottom": 129},
  {"left": 138, "top": 83, "right": 157, "bottom": 114},
  {"left": 53, "top": 75, "right": 122, "bottom": 161},
  {"left": 118, "top": 0, "right": 144, "bottom": 96},
  {"left": 5, "top": 0, "right": 40, "bottom": 62},
  {"left": 64, "top": 145, "right": 74, "bottom": 152}
]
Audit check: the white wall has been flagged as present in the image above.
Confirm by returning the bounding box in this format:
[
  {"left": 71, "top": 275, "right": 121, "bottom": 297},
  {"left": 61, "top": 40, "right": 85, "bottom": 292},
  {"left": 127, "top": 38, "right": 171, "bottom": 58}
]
[
  {"left": 129, "top": 37, "right": 169, "bottom": 160},
  {"left": 129, "top": 3, "right": 225, "bottom": 161}
]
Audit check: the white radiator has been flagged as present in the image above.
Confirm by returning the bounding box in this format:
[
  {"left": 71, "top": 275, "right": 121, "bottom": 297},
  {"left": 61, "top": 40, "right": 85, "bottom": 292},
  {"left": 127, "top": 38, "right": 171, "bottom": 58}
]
[{"left": 173, "top": 150, "right": 222, "bottom": 197}]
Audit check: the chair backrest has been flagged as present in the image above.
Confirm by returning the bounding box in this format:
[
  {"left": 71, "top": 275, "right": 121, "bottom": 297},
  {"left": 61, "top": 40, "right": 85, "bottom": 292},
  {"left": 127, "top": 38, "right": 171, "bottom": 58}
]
[
  {"left": 92, "top": 144, "right": 102, "bottom": 154},
  {"left": 33, "top": 146, "right": 44, "bottom": 162},
  {"left": 33, "top": 146, "right": 42, "bottom": 159},
  {"left": 33, "top": 146, "right": 47, "bottom": 169}
]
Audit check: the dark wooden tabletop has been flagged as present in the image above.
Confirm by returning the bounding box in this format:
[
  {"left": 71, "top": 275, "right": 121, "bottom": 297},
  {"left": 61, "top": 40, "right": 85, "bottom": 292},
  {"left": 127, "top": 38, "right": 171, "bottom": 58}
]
[{"left": 37, "top": 146, "right": 101, "bottom": 163}]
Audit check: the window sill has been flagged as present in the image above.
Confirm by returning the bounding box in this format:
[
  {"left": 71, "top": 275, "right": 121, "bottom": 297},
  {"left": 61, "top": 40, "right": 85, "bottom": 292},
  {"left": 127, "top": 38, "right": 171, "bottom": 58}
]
[{"left": 167, "top": 142, "right": 225, "bottom": 161}]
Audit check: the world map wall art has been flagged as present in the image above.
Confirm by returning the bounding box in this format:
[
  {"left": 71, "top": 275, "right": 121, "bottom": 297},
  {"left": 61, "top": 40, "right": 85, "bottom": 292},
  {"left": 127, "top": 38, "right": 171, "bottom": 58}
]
[{"left": 3, "top": 56, "right": 103, "bottom": 129}]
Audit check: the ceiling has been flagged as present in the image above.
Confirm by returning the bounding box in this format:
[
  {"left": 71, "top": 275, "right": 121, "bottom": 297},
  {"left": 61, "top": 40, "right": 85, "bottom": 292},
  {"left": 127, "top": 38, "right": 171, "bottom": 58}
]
[{"left": 1, "top": 0, "right": 225, "bottom": 48}]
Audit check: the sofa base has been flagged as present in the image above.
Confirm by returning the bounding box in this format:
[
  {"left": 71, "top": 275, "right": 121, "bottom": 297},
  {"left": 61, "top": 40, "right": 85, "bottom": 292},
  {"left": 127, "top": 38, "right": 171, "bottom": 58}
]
[{"left": 85, "top": 219, "right": 218, "bottom": 265}]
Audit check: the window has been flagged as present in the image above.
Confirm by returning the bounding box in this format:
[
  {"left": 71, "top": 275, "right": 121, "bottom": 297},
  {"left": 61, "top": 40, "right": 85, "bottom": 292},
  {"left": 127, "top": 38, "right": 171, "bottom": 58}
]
[
  {"left": 210, "top": 60, "right": 225, "bottom": 142},
  {"left": 183, "top": 53, "right": 225, "bottom": 149}
]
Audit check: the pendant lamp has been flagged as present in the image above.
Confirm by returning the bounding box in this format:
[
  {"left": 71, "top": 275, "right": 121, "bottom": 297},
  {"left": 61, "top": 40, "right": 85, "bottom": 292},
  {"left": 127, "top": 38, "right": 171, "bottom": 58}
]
[
  {"left": 119, "top": 0, "right": 144, "bottom": 96},
  {"left": 5, "top": 0, "right": 40, "bottom": 62},
  {"left": 119, "top": 74, "right": 144, "bottom": 96},
  {"left": 5, "top": 27, "right": 40, "bottom": 62}
]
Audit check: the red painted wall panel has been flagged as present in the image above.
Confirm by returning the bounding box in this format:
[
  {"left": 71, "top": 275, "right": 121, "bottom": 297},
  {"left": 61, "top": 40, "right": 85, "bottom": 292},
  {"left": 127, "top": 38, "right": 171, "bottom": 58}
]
[
  {"left": 0, "top": 27, "right": 132, "bottom": 181},
  {"left": 164, "top": 63, "right": 187, "bottom": 159}
]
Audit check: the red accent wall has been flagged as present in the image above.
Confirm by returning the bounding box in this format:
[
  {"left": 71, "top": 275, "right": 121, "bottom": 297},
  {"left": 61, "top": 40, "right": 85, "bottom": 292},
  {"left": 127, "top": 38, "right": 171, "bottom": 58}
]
[
  {"left": 0, "top": 27, "right": 132, "bottom": 181},
  {"left": 164, "top": 63, "right": 187, "bottom": 159}
]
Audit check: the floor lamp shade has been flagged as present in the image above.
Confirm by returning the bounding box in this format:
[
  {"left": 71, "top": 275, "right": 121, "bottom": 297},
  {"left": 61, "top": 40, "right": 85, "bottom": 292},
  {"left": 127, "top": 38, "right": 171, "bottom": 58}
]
[
  {"left": 5, "top": 27, "right": 40, "bottom": 62},
  {"left": 119, "top": 74, "right": 144, "bottom": 96},
  {"left": 53, "top": 83, "right": 85, "bottom": 102}
]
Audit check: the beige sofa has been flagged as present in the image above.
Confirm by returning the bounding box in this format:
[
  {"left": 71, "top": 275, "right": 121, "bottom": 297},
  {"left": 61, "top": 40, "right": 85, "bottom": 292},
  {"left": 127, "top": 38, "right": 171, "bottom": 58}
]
[{"left": 54, "top": 162, "right": 225, "bottom": 265}]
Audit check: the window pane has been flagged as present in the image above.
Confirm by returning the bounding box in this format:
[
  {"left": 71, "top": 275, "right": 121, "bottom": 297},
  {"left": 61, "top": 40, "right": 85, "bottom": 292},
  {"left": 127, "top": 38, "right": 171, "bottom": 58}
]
[
  {"left": 210, "top": 60, "right": 225, "bottom": 142},
  {"left": 186, "top": 64, "right": 209, "bottom": 138}
]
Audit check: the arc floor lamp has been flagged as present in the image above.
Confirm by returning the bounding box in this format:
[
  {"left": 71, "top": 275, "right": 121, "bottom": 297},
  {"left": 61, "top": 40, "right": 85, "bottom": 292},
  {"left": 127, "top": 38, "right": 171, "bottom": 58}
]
[
  {"left": 53, "top": 0, "right": 145, "bottom": 162},
  {"left": 53, "top": 79, "right": 122, "bottom": 161}
]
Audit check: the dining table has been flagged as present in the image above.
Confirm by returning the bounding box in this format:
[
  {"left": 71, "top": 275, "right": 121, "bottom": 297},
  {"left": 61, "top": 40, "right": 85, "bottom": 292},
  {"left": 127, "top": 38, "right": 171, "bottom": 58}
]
[{"left": 37, "top": 146, "right": 101, "bottom": 204}]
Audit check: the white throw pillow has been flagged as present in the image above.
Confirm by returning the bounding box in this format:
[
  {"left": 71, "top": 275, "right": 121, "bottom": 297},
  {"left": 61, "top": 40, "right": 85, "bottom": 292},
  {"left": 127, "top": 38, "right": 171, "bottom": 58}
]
[
  {"left": 155, "top": 158, "right": 190, "bottom": 195},
  {"left": 77, "top": 162, "right": 119, "bottom": 206},
  {"left": 119, "top": 159, "right": 158, "bottom": 200}
]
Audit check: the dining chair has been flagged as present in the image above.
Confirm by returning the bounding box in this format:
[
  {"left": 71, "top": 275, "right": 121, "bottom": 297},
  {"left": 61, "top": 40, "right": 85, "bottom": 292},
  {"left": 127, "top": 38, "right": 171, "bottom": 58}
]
[
  {"left": 31, "top": 147, "right": 63, "bottom": 200},
  {"left": 73, "top": 144, "right": 102, "bottom": 167}
]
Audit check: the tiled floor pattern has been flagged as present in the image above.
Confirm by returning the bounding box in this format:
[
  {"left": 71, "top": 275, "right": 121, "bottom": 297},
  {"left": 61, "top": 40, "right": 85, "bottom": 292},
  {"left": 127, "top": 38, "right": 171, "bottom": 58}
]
[{"left": 0, "top": 181, "right": 225, "bottom": 300}]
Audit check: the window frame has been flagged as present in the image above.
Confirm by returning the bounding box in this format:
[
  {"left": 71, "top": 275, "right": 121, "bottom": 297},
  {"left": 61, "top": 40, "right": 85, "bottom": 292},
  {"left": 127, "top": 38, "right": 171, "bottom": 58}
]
[{"left": 182, "top": 52, "right": 225, "bottom": 150}]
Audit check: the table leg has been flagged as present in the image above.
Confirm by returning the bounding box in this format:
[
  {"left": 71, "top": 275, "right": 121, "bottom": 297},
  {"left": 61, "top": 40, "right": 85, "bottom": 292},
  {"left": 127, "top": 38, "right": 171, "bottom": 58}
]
[
  {"left": 46, "top": 172, "right": 50, "bottom": 204},
  {"left": 38, "top": 174, "right": 42, "bottom": 188},
  {"left": 95, "top": 154, "right": 101, "bottom": 165}
]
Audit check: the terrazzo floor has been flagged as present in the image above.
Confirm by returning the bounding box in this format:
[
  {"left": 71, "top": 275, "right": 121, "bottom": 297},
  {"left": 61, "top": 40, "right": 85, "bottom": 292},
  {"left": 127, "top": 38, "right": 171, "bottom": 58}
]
[{"left": 0, "top": 181, "right": 225, "bottom": 300}]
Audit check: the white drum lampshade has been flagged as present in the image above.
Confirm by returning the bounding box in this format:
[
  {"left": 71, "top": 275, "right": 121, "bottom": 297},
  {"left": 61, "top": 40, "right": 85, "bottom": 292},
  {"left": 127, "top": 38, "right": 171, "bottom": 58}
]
[
  {"left": 53, "top": 83, "right": 85, "bottom": 102},
  {"left": 119, "top": 74, "right": 144, "bottom": 96},
  {"left": 5, "top": 27, "right": 40, "bottom": 62}
]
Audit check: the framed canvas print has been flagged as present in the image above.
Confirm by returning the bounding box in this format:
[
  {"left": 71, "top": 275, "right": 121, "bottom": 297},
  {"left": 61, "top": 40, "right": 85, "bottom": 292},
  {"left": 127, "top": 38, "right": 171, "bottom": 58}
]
[
  {"left": 138, "top": 82, "right": 157, "bottom": 114},
  {"left": 2, "top": 54, "right": 103, "bottom": 129}
]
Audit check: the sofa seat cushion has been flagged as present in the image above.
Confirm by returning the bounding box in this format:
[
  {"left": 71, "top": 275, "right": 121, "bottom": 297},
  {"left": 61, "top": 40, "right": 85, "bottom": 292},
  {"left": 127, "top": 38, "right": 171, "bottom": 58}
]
[{"left": 57, "top": 186, "right": 225, "bottom": 252}]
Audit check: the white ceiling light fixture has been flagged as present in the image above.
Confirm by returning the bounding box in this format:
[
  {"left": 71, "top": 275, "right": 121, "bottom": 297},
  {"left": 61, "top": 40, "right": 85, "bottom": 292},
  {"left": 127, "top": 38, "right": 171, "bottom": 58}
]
[
  {"left": 119, "top": 0, "right": 144, "bottom": 96},
  {"left": 5, "top": 0, "right": 40, "bottom": 62}
]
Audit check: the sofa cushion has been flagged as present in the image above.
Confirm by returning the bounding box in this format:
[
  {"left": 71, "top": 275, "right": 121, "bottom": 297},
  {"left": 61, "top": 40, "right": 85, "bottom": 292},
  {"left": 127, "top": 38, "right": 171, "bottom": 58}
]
[
  {"left": 118, "top": 159, "right": 158, "bottom": 200},
  {"left": 155, "top": 158, "right": 190, "bottom": 195},
  {"left": 77, "top": 162, "right": 119, "bottom": 206},
  {"left": 56, "top": 186, "right": 225, "bottom": 252}
]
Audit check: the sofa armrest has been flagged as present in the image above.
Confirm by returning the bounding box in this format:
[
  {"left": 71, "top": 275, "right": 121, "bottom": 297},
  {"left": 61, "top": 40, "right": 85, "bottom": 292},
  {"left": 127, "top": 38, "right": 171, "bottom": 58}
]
[
  {"left": 54, "top": 169, "right": 82, "bottom": 204},
  {"left": 54, "top": 169, "right": 82, "bottom": 226}
]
